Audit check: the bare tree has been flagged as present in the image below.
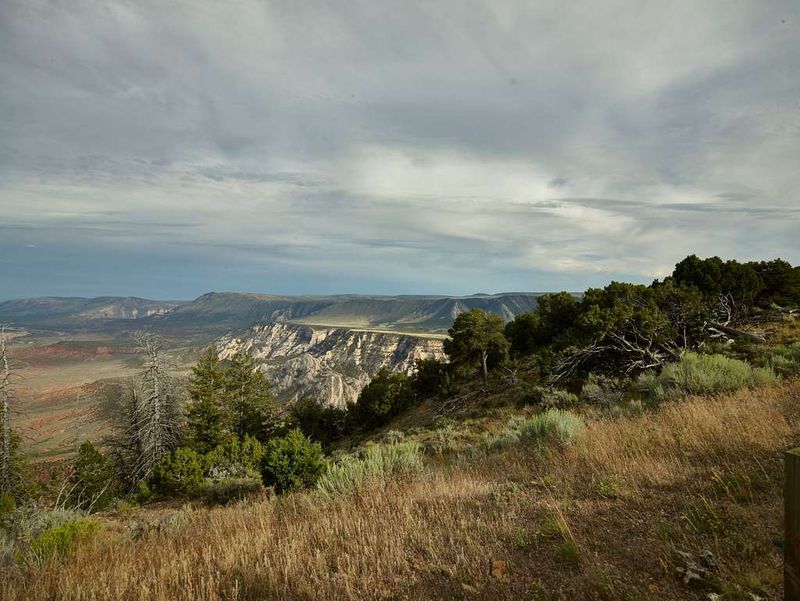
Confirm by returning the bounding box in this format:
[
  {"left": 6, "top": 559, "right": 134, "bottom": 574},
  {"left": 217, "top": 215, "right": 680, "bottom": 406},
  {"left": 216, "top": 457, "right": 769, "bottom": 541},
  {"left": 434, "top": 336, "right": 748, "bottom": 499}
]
[
  {"left": 109, "top": 332, "right": 183, "bottom": 489},
  {"left": 0, "top": 325, "right": 21, "bottom": 496}
]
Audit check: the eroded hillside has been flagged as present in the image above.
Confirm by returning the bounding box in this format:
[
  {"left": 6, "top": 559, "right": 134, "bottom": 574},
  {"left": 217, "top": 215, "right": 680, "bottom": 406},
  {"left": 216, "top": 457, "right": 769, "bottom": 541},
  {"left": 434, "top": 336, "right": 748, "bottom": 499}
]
[{"left": 216, "top": 322, "right": 446, "bottom": 407}]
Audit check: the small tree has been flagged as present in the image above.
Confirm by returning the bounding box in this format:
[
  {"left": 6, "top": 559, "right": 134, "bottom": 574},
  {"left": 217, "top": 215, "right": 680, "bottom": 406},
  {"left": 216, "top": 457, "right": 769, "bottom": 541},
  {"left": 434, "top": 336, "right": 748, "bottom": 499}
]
[
  {"left": 185, "top": 349, "right": 231, "bottom": 454},
  {"left": 290, "top": 398, "right": 348, "bottom": 446},
  {"left": 148, "top": 447, "right": 204, "bottom": 497},
  {"left": 204, "top": 434, "right": 264, "bottom": 478},
  {"left": 260, "top": 429, "right": 325, "bottom": 494},
  {"left": 411, "top": 358, "right": 453, "bottom": 398},
  {"left": 223, "top": 352, "right": 278, "bottom": 441},
  {"left": 349, "top": 368, "right": 414, "bottom": 430},
  {"left": 444, "top": 309, "right": 509, "bottom": 383},
  {"left": 68, "top": 441, "right": 117, "bottom": 512}
]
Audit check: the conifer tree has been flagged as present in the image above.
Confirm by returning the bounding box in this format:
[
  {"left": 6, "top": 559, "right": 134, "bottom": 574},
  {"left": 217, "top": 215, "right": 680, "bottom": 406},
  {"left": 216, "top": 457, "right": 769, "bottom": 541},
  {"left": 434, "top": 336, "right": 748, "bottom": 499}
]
[
  {"left": 223, "top": 352, "right": 277, "bottom": 441},
  {"left": 185, "top": 349, "right": 232, "bottom": 454}
]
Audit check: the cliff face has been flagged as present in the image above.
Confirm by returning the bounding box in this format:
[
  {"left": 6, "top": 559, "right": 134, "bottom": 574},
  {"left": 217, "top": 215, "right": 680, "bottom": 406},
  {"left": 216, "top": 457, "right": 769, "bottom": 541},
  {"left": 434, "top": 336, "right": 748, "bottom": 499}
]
[{"left": 216, "top": 322, "right": 445, "bottom": 408}]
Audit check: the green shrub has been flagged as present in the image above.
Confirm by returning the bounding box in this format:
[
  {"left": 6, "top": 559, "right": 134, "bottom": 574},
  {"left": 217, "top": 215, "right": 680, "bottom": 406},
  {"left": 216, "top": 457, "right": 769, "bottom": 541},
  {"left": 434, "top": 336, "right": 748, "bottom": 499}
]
[
  {"left": 0, "top": 494, "right": 16, "bottom": 522},
  {"left": 29, "top": 519, "right": 100, "bottom": 563},
  {"left": 750, "top": 343, "right": 800, "bottom": 377},
  {"left": 196, "top": 477, "right": 263, "bottom": 505},
  {"left": 67, "top": 441, "right": 117, "bottom": 512},
  {"left": 0, "top": 529, "right": 14, "bottom": 566},
  {"left": 349, "top": 368, "right": 414, "bottom": 431},
  {"left": 317, "top": 441, "right": 423, "bottom": 497},
  {"left": 131, "top": 481, "right": 152, "bottom": 505},
  {"left": 518, "top": 409, "right": 584, "bottom": 447},
  {"left": 411, "top": 358, "right": 454, "bottom": 398},
  {"left": 484, "top": 416, "right": 525, "bottom": 451},
  {"left": 204, "top": 435, "right": 264, "bottom": 479},
  {"left": 148, "top": 447, "right": 205, "bottom": 497},
  {"left": 289, "top": 398, "right": 349, "bottom": 446},
  {"left": 260, "top": 429, "right": 325, "bottom": 494},
  {"left": 515, "top": 384, "right": 578, "bottom": 408},
  {"left": 579, "top": 374, "right": 625, "bottom": 406},
  {"left": 641, "top": 352, "right": 777, "bottom": 401}
]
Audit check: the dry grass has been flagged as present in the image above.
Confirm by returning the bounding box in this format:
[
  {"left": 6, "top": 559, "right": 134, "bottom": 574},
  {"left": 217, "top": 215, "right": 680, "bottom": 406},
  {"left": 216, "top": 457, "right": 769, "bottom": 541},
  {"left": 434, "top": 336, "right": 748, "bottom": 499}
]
[{"left": 3, "top": 381, "right": 798, "bottom": 600}]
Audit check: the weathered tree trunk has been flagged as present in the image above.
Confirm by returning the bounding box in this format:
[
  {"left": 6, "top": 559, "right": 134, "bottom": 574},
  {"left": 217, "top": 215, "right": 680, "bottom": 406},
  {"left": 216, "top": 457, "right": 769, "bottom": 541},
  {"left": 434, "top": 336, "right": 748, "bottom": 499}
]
[
  {"left": 0, "top": 328, "right": 12, "bottom": 495},
  {"left": 481, "top": 350, "right": 489, "bottom": 384},
  {"left": 709, "top": 323, "right": 766, "bottom": 344}
]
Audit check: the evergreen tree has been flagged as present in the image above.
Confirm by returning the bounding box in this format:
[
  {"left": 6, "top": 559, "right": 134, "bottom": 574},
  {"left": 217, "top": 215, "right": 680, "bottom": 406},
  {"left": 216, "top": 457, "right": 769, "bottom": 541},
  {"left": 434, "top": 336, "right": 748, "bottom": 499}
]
[
  {"left": 444, "top": 309, "right": 509, "bottom": 383},
  {"left": 223, "top": 352, "right": 277, "bottom": 441},
  {"left": 185, "top": 349, "right": 232, "bottom": 454},
  {"left": 68, "top": 441, "right": 117, "bottom": 512}
]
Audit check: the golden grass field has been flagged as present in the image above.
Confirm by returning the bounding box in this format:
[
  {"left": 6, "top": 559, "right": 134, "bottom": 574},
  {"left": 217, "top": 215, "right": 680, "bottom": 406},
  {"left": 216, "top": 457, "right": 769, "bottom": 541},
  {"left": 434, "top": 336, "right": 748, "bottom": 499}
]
[{"left": 2, "top": 380, "right": 797, "bottom": 600}]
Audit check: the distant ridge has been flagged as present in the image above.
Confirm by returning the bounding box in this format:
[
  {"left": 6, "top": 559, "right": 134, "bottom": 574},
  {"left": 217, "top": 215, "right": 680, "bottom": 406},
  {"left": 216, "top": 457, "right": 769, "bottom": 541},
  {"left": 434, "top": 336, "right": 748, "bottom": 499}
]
[{"left": 0, "top": 291, "right": 544, "bottom": 334}]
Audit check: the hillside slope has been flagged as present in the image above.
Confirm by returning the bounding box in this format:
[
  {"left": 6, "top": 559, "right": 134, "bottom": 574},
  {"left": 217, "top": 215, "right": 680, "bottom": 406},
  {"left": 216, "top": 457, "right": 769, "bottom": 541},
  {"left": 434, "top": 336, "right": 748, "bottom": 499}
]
[{"left": 4, "top": 381, "right": 795, "bottom": 600}]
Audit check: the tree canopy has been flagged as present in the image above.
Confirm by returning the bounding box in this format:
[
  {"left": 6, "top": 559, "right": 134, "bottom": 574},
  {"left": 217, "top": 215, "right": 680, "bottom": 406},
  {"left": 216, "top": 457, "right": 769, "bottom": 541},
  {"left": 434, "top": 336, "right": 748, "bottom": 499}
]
[{"left": 444, "top": 308, "right": 509, "bottom": 383}]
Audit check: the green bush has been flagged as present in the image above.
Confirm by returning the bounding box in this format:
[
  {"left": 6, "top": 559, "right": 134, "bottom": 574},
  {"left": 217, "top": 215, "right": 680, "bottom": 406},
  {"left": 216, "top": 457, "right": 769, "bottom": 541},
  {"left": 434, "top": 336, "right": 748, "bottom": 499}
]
[
  {"left": 29, "top": 519, "right": 100, "bottom": 563},
  {"left": 750, "top": 343, "right": 800, "bottom": 377},
  {"left": 516, "top": 384, "right": 579, "bottom": 408},
  {"left": 148, "top": 447, "right": 205, "bottom": 497},
  {"left": 640, "top": 352, "right": 777, "bottom": 401},
  {"left": 131, "top": 481, "right": 152, "bottom": 505},
  {"left": 518, "top": 409, "right": 584, "bottom": 447},
  {"left": 196, "top": 477, "right": 263, "bottom": 505},
  {"left": 317, "top": 441, "right": 423, "bottom": 497},
  {"left": 484, "top": 416, "right": 525, "bottom": 451},
  {"left": 204, "top": 435, "right": 264, "bottom": 478},
  {"left": 260, "top": 429, "right": 325, "bottom": 494},
  {"left": 348, "top": 368, "right": 414, "bottom": 431},
  {"left": 0, "top": 494, "right": 16, "bottom": 522},
  {"left": 579, "top": 374, "right": 625, "bottom": 406},
  {"left": 289, "top": 398, "right": 349, "bottom": 446},
  {"left": 0, "top": 529, "right": 14, "bottom": 566},
  {"left": 67, "top": 441, "right": 117, "bottom": 512},
  {"left": 411, "top": 358, "right": 454, "bottom": 398}
]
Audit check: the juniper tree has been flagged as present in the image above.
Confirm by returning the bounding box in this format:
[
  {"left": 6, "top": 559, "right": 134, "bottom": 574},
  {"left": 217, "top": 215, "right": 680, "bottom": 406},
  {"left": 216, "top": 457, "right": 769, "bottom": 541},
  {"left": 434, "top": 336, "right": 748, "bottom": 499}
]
[{"left": 444, "top": 309, "right": 509, "bottom": 384}]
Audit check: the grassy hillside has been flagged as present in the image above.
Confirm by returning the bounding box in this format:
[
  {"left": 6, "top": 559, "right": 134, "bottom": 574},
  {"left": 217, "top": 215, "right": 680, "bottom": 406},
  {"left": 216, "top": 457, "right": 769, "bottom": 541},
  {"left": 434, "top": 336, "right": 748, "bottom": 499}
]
[{"left": 2, "top": 380, "right": 795, "bottom": 600}]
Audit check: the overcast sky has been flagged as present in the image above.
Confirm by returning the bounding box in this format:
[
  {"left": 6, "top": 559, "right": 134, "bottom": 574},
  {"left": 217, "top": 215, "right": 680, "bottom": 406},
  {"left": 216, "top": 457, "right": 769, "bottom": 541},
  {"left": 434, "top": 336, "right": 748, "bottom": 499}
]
[{"left": 1, "top": 1, "right": 798, "bottom": 300}]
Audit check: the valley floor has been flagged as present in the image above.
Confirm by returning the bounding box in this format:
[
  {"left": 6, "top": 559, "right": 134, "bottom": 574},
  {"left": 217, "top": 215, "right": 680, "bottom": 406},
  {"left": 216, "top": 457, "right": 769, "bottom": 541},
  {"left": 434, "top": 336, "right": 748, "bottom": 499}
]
[{"left": 3, "top": 381, "right": 797, "bottom": 600}]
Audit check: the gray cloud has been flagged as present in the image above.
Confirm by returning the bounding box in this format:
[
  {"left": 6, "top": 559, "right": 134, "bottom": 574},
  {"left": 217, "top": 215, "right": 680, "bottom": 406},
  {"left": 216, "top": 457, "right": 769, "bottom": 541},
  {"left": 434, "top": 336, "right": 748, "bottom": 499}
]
[{"left": 0, "top": 0, "right": 799, "bottom": 299}]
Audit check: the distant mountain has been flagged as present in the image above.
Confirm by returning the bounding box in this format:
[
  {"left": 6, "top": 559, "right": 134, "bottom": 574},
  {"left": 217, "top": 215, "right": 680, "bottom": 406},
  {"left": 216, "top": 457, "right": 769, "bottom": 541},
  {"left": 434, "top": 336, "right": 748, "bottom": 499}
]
[
  {"left": 0, "top": 291, "right": 544, "bottom": 334},
  {"left": 151, "top": 291, "right": 543, "bottom": 334},
  {"left": 0, "top": 296, "right": 181, "bottom": 329}
]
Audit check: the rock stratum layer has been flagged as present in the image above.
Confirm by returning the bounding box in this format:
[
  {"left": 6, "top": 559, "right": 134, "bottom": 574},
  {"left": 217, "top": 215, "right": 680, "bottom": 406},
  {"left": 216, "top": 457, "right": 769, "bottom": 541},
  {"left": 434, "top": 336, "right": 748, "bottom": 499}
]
[{"left": 216, "top": 322, "right": 445, "bottom": 407}]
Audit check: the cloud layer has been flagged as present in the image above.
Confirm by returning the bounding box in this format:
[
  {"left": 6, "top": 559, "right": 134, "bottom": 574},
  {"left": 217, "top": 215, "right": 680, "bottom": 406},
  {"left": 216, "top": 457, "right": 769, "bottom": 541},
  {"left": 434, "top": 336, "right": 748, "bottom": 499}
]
[{"left": 1, "top": 0, "right": 798, "bottom": 299}]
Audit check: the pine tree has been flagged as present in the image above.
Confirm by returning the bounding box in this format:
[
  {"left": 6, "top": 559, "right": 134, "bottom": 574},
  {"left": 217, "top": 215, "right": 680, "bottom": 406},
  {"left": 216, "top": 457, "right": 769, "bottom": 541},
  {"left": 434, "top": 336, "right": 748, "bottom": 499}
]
[
  {"left": 223, "top": 352, "right": 277, "bottom": 441},
  {"left": 185, "top": 349, "right": 232, "bottom": 454}
]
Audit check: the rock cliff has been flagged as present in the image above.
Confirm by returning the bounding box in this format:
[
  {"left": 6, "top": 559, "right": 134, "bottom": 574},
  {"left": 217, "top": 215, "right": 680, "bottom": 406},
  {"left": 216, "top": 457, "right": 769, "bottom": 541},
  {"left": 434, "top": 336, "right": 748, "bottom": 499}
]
[{"left": 216, "top": 322, "right": 445, "bottom": 408}]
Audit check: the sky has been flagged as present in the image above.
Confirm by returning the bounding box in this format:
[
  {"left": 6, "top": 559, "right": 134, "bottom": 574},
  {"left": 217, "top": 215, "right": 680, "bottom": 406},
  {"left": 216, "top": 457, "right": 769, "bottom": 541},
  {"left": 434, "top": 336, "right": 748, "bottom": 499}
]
[{"left": 1, "top": 0, "right": 799, "bottom": 300}]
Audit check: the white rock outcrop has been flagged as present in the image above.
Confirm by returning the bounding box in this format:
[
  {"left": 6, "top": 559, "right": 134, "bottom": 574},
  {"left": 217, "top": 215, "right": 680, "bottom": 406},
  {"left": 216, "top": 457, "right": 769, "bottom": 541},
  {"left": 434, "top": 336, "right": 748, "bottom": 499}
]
[{"left": 216, "top": 322, "right": 445, "bottom": 408}]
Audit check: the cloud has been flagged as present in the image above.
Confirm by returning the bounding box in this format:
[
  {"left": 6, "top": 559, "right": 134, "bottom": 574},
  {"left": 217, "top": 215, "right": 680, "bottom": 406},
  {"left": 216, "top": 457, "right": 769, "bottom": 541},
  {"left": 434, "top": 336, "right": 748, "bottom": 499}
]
[{"left": 0, "top": 0, "right": 798, "bottom": 298}]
